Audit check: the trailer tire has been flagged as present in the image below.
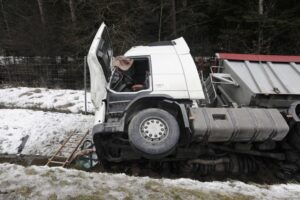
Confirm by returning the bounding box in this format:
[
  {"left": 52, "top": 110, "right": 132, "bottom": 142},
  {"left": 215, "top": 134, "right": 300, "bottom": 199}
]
[{"left": 128, "top": 108, "right": 180, "bottom": 158}]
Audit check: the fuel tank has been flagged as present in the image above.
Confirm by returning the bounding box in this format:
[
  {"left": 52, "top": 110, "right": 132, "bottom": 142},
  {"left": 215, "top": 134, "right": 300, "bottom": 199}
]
[{"left": 190, "top": 107, "right": 289, "bottom": 142}]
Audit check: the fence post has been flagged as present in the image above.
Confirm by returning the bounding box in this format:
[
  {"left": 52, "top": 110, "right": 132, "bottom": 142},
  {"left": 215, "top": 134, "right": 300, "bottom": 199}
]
[{"left": 84, "top": 56, "right": 87, "bottom": 115}]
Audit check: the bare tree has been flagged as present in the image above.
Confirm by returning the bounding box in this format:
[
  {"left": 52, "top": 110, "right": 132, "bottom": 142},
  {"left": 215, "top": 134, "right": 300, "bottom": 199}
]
[
  {"left": 259, "top": 0, "right": 264, "bottom": 15},
  {"left": 158, "top": 0, "right": 163, "bottom": 41},
  {"left": 257, "top": 0, "right": 264, "bottom": 53},
  {"left": 0, "top": 0, "right": 10, "bottom": 36},
  {"left": 69, "top": 0, "right": 76, "bottom": 25},
  {"left": 181, "top": 0, "right": 187, "bottom": 33},
  {"left": 171, "top": 0, "right": 177, "bottom": 36},
  {"left": 36, "top": 0, "right": 46, "bottom": 25}
]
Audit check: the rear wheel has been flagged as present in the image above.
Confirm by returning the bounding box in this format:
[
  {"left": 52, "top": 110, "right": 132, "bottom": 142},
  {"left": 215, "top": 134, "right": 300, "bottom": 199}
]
[{"left": 128, "top": 108, "right": 180, "bottom": 158}]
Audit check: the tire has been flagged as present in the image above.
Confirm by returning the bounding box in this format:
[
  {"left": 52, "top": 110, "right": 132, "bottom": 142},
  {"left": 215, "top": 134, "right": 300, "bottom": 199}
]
[{"left": 128, "top": 108, "right": 180, "bottom": 158}]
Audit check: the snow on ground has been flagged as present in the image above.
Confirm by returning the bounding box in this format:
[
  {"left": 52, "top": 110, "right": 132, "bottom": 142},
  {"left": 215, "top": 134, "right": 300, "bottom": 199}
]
[
  {"left": 0, "top": 109, "right": 93, "bottom": 156},
  {"left": 0, "top": 87, "right": 94, "bottom": 113},
  {"left": 0, "top": 163, "right": 299, "bottom": 200},
  {"left": 1, "top": 87, "right": 300, "bottom": 200}
]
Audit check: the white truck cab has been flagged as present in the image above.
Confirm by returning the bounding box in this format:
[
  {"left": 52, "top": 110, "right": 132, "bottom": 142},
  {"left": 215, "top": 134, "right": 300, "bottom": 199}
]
[{"left": 88, "top": 23, "right": 204, "bottom": 126}]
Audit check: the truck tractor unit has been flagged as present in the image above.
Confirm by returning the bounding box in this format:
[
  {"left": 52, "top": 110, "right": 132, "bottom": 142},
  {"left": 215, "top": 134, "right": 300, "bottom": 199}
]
[{"left": 88, "top": 23, "right": 300, "bottom": 175}]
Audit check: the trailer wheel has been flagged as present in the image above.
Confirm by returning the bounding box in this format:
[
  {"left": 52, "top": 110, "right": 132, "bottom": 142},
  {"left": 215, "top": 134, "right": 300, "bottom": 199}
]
[{"left": 128, "top": 108, "right": 180, "bottom": 158}]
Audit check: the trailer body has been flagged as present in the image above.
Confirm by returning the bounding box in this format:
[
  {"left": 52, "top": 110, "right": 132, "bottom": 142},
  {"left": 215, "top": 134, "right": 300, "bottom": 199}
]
[{"left": 215, "top": 53, "right": 300, "bottom": 108}]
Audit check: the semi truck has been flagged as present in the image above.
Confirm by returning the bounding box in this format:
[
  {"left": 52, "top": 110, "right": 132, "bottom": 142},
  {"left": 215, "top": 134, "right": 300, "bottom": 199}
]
[{"left": 87, "top": 23, "right": 300, "bottom": 175}]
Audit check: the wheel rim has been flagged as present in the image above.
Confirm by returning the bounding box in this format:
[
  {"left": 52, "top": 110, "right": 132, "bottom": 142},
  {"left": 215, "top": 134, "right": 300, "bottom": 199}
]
[{"left": 139, "top": 117, "right": 169, "bottom": 142}]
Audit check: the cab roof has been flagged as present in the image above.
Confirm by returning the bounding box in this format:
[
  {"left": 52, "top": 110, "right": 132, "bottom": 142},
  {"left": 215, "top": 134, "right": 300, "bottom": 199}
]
[{"left": 125, "top": 37, "right": 190, "bottom": 57}]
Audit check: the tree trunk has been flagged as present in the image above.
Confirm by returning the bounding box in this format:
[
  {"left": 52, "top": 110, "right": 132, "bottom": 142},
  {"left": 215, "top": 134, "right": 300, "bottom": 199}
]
[
  {"left": 258, "top": 0, "right": 263, "bottom": 15},
  {"left": 36, "top": 0, "right": 45, "bottom": 25},
  {"left": 158, "top": 0, "right": 163, "bottom": 41},
  {"left": 181, "top": 0, "right": 187, "bottom": 33},
  {"left": 171, "top": 0, "right": 177, "bottom": 37},
  {"left": 257, "top": 0, "right": 264, "bottom": 53},
  {"left": 0, "top": 0, "right": 10, "bottom": 35},
  {"left": 69, "top": 0, "right": 76, "bottom": 25}
]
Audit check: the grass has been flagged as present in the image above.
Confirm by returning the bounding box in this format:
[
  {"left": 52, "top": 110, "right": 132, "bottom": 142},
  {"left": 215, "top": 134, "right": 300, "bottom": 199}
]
[
  {"left": 67, "top": 189, "right": 109, "bottom": 200},
  {"left": 117, "top": 187, "right": 133, "bottom": 200},
  {"left": 41, "top": 170, "right": 59, "bottom": 182},
  {"left": 18, "top": 91, "right": 33, "bottom": 97},
  {"left": 48, "top": 193, "right": 58, "bottom": 200},
  {"left": 16, "top": 186, "right": 33, "bottom": 198},
  {"left": 59, "top": 180, "right": 71, "bottom": 186},
  {"left": 168, "top": 187, "right": 254, "bottom": 200},
  {"left": 24, "top": 167, "right": 38, "bottom": 175},
  {"left": 55, "top": 102, "right": 75, "bottom": 109},
  {"left": 32, "top": 89, "right": 42, "bottom": 93},
  {"left": 144, "top": 180, "right": 162, "bottom": 192},
  {"left": 143, "top": 180, "right": 255, "bottom": 200}
]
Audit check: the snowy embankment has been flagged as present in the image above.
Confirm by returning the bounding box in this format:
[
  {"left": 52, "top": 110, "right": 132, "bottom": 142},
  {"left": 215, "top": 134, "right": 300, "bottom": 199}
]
[
  {"left": 0, "top": 87, "right": 95, "bottom": 156},
  {"left": 0, "top": 87, "right": 94, "bottom": 113},
  {"left": 1, "top": 87, "right": 300, "bottom": 200},
  {"left": 0, "top": 163, "right": 300, "bottom": 200},
  {"left": 0, "top": 109, "right": 93, "bottom": 156}
]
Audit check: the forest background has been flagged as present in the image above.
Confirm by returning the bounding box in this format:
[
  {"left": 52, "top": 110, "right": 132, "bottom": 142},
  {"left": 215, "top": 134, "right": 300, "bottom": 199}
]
[{"left": 0, "top": 0, "right": 299, "bottom": 57}]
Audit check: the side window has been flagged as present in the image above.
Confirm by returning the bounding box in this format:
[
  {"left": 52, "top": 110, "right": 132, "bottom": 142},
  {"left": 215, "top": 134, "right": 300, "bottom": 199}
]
[
  {"left": 109, "top": 57, "right": 151, "bottom": 93},
  {"left": 97, "top": 28, "right": 113, "bottom": 81}
]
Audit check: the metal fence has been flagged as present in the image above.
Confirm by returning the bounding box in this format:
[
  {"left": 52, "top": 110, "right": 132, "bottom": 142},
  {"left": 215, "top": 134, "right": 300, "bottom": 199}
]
[
  {"left": 0, "top": 55, "right": 216, "bottom": 90},
  {"left": 0, "top": 56, "right": 90, "bottom": 90}
]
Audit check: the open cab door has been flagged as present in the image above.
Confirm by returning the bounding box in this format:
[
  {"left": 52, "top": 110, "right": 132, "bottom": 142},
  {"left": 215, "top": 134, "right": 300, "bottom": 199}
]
[
  {"left": 87, "top": 23, "right": 113, "bottom": 111},
  {"left": 88, "top": 22, "right": 113, "bottom": 124}
]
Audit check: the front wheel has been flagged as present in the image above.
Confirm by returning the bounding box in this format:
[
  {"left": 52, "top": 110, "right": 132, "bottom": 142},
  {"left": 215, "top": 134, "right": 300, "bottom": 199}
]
[{"left": 128, "top": 108, "right": 180, "bottom": 159}]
